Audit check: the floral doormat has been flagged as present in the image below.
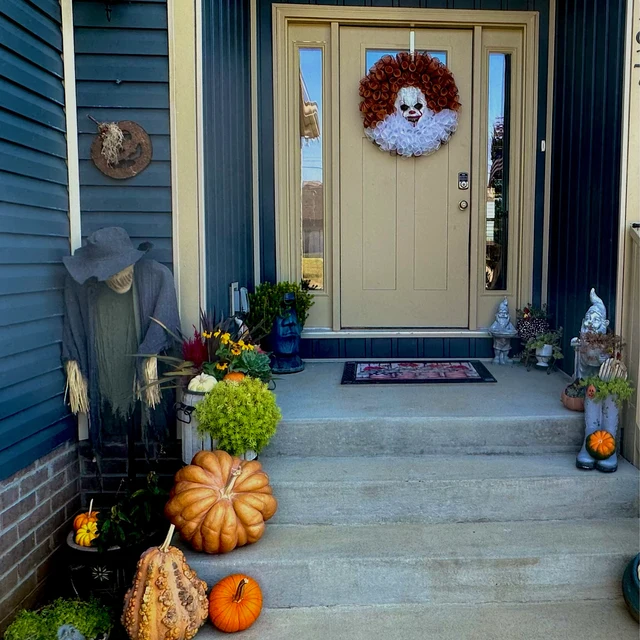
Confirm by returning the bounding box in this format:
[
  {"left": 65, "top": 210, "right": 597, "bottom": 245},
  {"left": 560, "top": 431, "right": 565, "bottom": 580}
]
[{"left": 341, "top": 361, "right": 497, "bottom": 385}]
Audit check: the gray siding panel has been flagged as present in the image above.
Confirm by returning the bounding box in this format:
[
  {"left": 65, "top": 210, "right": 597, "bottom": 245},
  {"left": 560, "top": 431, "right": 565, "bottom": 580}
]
[
  {"left": 548, "top": 0, "right": 626, "bottom": 373},
  {"left": 74, "top": 0, "right": 172, "bottom": 268},
  {"left": 0, "top": 1, "right": 75, "bottom": 480},
  {"left": 203, "top": 0, "right": 254, "bottom": 315}
]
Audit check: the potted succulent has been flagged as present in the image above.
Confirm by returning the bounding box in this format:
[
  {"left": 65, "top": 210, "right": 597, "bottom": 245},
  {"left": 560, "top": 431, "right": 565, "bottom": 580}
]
[
  {"left": 4, "top": 598, "right": 113, "bottom": 640},
  {"left": 247, "top": 280, "right": 315, "bottom": 373},
  {"left": 561, "top": 380, "right": 586, "bottom": 412},
  {"left": 527, "top": 329, "right": 563, "bottom": 368},
  {"left": 194, "top": 377, "right": 282, "bottom": 460}
]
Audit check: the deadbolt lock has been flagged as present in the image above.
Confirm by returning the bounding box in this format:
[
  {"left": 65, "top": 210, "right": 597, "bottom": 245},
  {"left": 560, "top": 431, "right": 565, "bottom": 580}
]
[{"left": 459, "top": 200, "right": 469, "bottom": 211}]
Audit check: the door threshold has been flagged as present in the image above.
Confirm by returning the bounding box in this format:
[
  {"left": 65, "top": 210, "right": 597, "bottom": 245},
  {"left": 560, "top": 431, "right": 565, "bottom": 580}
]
[{"left": 302, "top": 328, "right": 491, "bottom": 339}]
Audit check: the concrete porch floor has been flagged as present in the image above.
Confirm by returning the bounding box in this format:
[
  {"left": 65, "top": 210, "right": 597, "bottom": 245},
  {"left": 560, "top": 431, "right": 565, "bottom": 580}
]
[{"left": 273, "top": 360, "right": 573, "bottom": 420}]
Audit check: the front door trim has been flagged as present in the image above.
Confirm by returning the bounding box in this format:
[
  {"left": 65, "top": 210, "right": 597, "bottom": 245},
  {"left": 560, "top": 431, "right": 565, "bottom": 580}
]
[{"left": 273, "top": 5, "right": 539, "bottom": 332}]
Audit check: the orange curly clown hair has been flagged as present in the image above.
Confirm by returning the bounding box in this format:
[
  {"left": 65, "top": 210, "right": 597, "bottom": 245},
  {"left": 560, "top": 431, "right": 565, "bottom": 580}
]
[{"left": 359, "top": 52, "right": 461, "bottom": 130}]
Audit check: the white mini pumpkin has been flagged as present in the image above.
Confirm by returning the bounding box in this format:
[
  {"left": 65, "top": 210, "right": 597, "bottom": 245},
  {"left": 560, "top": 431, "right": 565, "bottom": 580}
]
[{"left": 188, "top": 373, "right": 217, "bottom": 393}]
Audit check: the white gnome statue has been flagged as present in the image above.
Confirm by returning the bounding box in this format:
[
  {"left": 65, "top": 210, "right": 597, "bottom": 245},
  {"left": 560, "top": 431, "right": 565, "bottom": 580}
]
[{"left": 489, "top": 298, "right": 517, "bottom": 365}]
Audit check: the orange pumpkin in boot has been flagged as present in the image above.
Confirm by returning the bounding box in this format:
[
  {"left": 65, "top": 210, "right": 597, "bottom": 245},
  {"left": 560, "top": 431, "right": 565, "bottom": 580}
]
[{"left": 586, "top": 430, "right": 616, "bottom": 460}]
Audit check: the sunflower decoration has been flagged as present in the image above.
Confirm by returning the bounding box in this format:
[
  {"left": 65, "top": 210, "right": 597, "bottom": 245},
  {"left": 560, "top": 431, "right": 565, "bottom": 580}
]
[{"left": 359, "top": 51, "right": 461, "bottom": 158}]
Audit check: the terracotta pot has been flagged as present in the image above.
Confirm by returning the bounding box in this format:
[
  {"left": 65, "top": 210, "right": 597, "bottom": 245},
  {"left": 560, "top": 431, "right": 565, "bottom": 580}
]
[{"left": 561, "top": 391, "right": 585, "bottom": 412}]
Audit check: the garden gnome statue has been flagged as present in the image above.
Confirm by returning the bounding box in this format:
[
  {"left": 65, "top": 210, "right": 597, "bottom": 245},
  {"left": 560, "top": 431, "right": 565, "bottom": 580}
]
[
  {"left": 61, "top": 227, "right": 180, "bottom": 453},
  {"left": 489, "top": 298, "right": 517, "bottom": 365},
  {"left": 571, "top": 288, "right": 609, "bottom": 380},
  {"left": 271, "top": 292, "right": 304, "bottom": 374}
]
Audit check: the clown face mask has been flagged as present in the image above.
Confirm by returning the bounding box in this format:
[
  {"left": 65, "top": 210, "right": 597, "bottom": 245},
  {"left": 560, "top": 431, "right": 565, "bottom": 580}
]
[{"left": 395, "top": 86, "right": 427, "bottom": 126}]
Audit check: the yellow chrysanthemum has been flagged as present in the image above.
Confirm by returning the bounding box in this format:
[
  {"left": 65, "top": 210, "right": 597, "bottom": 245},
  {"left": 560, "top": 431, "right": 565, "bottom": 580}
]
[
  {"left": 221, "top": 333, "right": 231, "bottom": 344},
  {"left": 202, "top": 331, "right": 213, "bottom": 339},
  {"left": 214, "top": 330, "right": 221, "bottom": 338},
  {"left": 237, "top": 340, "right": 245, "bottom": 347},
  {"left": 215, "top": 362, "right": 229, "bottom": 370},
  {"left": 231, "top": 347, "right": 241, "bottom": 356}
]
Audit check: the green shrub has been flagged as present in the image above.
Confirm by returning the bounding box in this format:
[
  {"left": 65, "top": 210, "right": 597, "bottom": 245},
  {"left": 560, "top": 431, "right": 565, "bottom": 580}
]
[
  {"left": 247, "top": 281, "right": 315, "bottom": 335},
  {"left": 5, "top": 598, "right": 113, "bottom": 640},
  {"left": 194, "top": 378, "right": 281, "bottom": 455}
]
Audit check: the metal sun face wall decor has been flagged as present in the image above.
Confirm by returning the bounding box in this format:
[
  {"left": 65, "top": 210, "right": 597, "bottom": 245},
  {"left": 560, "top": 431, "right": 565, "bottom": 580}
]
[{"left": 359, "top": 52, "right": 461, "bottom": 158}]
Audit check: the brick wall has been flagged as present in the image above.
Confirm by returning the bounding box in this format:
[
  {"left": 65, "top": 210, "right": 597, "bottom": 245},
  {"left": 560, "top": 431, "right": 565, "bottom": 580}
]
[
  {"left": 79, "top": 438, "right": 182, "bottom": 508},
  {"left": 0, "top": 442, "right": 80, "bottom": 631}
]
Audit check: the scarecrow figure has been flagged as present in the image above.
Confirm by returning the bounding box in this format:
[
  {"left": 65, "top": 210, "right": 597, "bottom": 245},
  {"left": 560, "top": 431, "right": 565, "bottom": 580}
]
[{"left": 61, "top": 227, "right": 180, "bottom": 453}]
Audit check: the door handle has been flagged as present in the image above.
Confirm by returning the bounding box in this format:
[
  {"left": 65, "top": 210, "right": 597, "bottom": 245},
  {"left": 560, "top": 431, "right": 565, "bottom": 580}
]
[{"left": 458, "top": 200, "right": 469, "bottom": 211}]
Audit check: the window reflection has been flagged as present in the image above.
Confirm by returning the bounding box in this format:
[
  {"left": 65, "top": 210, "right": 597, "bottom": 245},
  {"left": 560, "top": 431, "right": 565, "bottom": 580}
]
[
  {"left": 365, "top": 49, "right": 447, "bottom": 71},
  {"left": 485, "top": 53, "right": 510, "bottom": 291},
  {"left": 300, "top": 48, "right": 323, "bottom": 290}
]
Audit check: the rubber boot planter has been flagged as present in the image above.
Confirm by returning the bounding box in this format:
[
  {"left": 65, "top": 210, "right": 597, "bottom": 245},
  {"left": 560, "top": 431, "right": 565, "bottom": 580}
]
[
  {"left": 271, "top": 292, "right": 304, "bottom": 374},
  {"left": 576, "top": 395, "right": 618, "bottom": 472}
]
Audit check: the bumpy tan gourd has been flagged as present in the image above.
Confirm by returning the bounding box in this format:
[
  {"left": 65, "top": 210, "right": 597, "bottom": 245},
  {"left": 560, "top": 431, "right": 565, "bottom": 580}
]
[
  {"left": 122, "top": 525, "right": 208, "bottom": 640},
  {"left": 164, "top": 450, "right": 277, "bottom": 554}
]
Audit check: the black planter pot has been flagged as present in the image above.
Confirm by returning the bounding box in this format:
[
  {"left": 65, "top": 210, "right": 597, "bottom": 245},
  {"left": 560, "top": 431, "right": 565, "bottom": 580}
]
[{"left": 65, "top": 530, "right": 163, "bottom": 605}]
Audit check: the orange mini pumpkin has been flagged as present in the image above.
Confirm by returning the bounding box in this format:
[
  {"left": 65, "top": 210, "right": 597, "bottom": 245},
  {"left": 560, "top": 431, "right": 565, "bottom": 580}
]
[
  {"left": 73, "top": 499, "right": 98, "bottom": 532},
  {"left": 164, "top": 450, "right": 277, "bottom": 554},
  {"left": 209, "top": 574, "right": 262, "bottom": 633},
  {"left": 223, "top": 372, "right": 245, "bottom": 383},
  {"left": 586, "top": 430, "right": 616, "bottom": 460}
]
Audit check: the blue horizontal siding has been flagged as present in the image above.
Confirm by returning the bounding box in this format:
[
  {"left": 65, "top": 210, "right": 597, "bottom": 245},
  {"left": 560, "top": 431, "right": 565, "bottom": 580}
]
[
  {"left": 75, "top": 55, "right": 169, "bottom": 82},
  {"left": 0, "top": 0, "right": 73, "bottom": 481},
  {"left": 0, "top": 0, "right": 63, "bottom": 51},
  {"left": 0, "top": 16, "right": 63, "bottom": 77},
  {"left": 0, "top": 109, "right": 67, "bottom": 156},
  {"left": 80, "top": 160, "right": 170, "bottom": 187},
  {"left": 0, "top": 78, "right": 67, "bottom": 131},
  {"left": 74, "top": 0, "right": 173, "bottom": 277},
  {"left": 74, "top": 28, "right": 168, "bottom": 55},
  {"left": 77, "top": 108, "right": 170, "bottom": 134},
  {"left": 0, "top": 140, "right": 68, "bottom": 185},
  {"left": 0, "top": 48, "right": 65, "bottom": 104}
]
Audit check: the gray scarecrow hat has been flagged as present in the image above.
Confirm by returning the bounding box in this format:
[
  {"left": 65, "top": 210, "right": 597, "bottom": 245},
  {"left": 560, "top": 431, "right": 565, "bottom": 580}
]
[{"left": 62, "top": 227, "right": 151, "bottom": 285}]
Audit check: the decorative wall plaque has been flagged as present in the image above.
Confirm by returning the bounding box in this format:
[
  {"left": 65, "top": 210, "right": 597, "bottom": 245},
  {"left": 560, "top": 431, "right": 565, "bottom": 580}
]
[{"left": 90, "top": 119, "right": 153, "bottom": 179}]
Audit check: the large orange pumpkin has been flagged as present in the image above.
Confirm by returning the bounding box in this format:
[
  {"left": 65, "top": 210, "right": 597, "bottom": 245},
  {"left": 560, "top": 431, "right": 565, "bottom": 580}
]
[
  {"left": 164, "top": 450, "right": 277, "bottom": 554},
  {"left": 586, "top": 430, "right": 616, "bottom": 460},
  {"left": 209, "top": 574, "right": 262, "bottom": 633}
]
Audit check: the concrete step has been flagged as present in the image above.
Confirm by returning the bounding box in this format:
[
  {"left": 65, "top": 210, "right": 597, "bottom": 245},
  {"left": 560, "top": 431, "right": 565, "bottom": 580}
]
[
  {"left": 262, "top": 414, "right": 584, "bottom": 457},
  {"left": 261, "top": 454, "right": 639, "bottom": 525},
  {"left": 196, "top": 600, "right": 638, "bottom": 639},
  {"left": 181, "top": 519, "right": 639, "bottom": 609}
]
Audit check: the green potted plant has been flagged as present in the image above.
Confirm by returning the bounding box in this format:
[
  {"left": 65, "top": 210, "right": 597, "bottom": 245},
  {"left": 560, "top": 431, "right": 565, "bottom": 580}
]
[
  {"left": 527, "top": 329, "right": 563, "bottom": 368},
  {"left": 4, "top": 598, "right": 113, "bottom": 640},
  {"left": 194, "top": 377, "right": 282, "bottom": 460},
  {"left": 247, "top": 281, "right": 314, "bottom": 373},
  {"left": 516, "top": 304, "right": 550, "bottom": 343}
]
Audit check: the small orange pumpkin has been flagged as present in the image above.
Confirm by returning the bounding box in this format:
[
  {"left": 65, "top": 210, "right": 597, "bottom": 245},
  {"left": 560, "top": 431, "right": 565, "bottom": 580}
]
[
  {"left": 209, "top": 574, "right": 262, "bottom": 633},
  {"left": 73, "top": 499, "right": 98, "bottom": 532},
  {"left": 586, "top": 430, "right": 616, "bottom": 460},
  {"left": 586, "top": 384, "right": 597, "bottom": 400},
  {"left": 224, "top": 372, "right": 245, "bottom": 383}
]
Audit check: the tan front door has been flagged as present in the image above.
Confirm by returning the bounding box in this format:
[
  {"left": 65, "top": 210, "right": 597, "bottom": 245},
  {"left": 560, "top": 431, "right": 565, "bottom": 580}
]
[{"left": 340, "top": 28, "right": 473, "bottom": 328}]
